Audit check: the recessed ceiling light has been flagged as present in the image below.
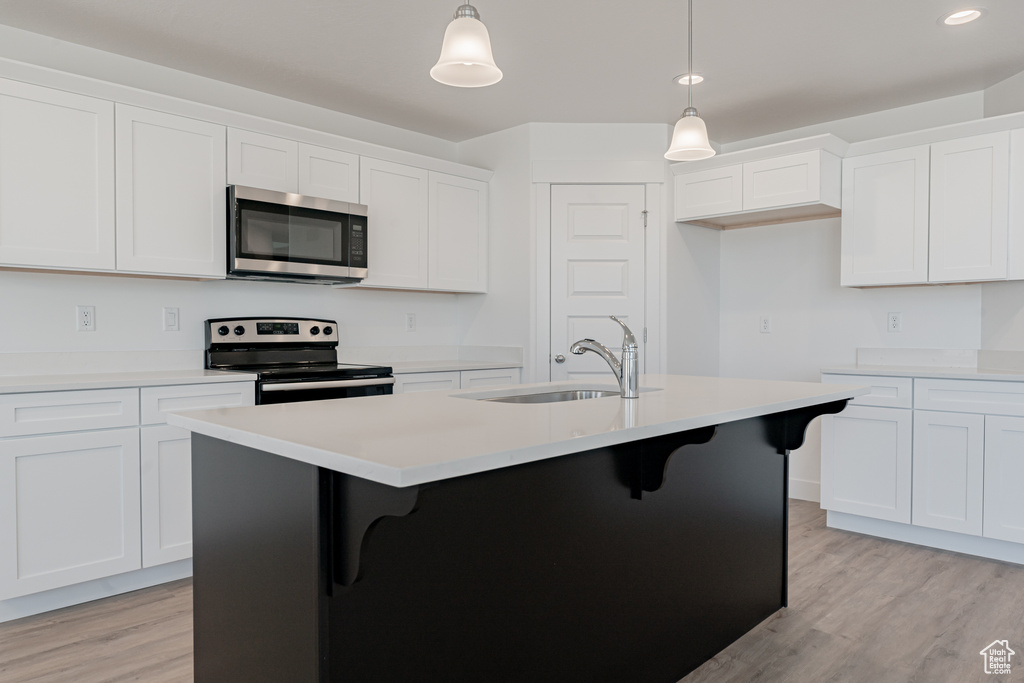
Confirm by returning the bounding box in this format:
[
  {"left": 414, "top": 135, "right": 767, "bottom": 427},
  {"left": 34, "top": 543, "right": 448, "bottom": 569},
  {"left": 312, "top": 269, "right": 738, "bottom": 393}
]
[
  {"left": 941, "top": 8, "right": 984, "bottom": 25},
  {"left": 674, "top": 73, "right": 704, "bottom": 86}
]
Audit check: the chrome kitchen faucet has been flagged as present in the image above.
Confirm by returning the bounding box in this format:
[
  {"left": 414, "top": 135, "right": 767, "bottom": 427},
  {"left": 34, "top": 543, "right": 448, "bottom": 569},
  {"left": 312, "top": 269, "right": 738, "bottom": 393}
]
[{"left": 570, "top": 316, "right": 639, "bottom": 399}]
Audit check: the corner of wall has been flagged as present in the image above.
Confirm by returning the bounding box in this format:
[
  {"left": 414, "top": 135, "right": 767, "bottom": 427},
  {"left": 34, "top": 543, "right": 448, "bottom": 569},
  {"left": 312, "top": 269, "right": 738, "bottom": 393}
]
[{"left": 984, "top": 69, "right": 1024, "bottom": 118}]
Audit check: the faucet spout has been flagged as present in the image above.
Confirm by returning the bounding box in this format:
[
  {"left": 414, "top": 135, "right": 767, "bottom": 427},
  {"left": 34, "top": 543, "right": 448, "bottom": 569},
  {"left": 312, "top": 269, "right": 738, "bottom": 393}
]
[{"left": 568, "top": 316, "right": 640, "bottom": 399}]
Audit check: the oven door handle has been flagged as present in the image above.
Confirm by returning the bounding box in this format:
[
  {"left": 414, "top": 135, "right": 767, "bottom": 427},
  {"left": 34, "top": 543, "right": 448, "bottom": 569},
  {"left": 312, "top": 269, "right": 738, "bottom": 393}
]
[{"left": 261, "top": 377, "right": 396, "bottom": 392}]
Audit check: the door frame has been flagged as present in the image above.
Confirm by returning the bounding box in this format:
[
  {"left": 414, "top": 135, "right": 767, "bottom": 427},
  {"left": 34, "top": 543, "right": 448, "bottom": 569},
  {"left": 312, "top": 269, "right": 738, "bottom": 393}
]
[{"left": 532, "top": 160, "right": 666, "bottom": 383}]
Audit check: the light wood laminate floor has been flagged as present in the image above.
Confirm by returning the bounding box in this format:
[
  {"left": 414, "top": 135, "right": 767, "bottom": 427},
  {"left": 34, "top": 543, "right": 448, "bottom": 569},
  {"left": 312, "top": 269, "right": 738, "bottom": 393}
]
[{"left": 2, "top": 500, "right": 1022, "bottom": 682}]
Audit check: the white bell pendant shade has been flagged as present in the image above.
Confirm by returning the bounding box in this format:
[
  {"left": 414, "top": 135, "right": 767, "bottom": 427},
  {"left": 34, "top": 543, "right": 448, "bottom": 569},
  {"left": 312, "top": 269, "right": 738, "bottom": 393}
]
[
  {"left": 430, "top": 5, "right": 502, "bottom": 88},
  {"left": 664, "top": 107, "right": 716, "bottom": 161}
]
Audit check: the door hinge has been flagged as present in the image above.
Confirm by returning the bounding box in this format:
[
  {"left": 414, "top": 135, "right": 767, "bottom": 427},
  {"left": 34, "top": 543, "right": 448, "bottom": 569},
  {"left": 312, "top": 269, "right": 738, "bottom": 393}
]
[
  {"left": 643, "top": 327, "right": 648, "bottom": 343},
  {"left": 641, "top": 210, "right": 648, "bottom": 228}
]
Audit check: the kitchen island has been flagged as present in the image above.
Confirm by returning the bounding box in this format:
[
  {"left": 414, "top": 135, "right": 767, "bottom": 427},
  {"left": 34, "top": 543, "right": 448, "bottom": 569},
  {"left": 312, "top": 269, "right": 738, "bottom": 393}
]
[{"left": 168, "top": 374, "right": 865, "bottom": 682}]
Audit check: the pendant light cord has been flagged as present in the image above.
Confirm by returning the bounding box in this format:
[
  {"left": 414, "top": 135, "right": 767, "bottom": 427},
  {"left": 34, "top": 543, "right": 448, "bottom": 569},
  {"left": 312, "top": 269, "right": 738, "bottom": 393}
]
[{"left": 687, "top": 0, "right": 693, "bottom": 110}]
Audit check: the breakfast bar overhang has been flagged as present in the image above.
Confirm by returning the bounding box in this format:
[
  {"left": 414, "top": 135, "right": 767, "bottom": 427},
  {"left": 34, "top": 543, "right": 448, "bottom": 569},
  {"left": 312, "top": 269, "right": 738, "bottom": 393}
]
[{"left": 169, "top": 375, "right": 866, "bottom": 682}]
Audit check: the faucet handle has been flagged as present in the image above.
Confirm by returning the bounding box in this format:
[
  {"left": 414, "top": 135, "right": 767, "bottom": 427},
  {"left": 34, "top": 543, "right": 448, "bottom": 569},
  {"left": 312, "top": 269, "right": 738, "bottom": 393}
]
[{"left": 609, "top": 316, "right": 637, "bottom": 349}]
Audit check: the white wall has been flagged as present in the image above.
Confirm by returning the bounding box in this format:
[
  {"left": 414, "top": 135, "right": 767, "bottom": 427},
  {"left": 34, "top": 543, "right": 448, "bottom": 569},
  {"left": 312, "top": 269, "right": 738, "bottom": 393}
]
[{"left": 0, "top": 270, "right": 457, "bottom": 368}]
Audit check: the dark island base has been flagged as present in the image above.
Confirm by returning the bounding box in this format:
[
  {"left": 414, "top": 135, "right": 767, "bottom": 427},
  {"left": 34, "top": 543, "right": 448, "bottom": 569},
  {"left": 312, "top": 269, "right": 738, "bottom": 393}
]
[{"left": 192, "top": 404, "right": 845, "bottom": 683}]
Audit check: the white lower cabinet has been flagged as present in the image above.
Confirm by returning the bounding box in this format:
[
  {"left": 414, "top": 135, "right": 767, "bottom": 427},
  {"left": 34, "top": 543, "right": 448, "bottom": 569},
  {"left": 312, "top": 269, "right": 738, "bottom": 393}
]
[
  {"left": 984, "top": 415, "right": 1024, "bottom": 544},
  {"left": 822, "top": 373, "right": 1024, "bottom": 563},
  {"left": 140, "top": 425, "right": 194, "bottom": 567},
  {"left": 0, "top": 429, "right": 142, "bottom": 600},
  {"left": 393, "top": 368, "right": 521, "bottom": 394},
  {"left": 820, "top": 405, "right": 912, "bottom": 523},
  {"left": 911, "top": 410, "right": 984, "bottom": 536},
  {"left": 0, "top": 380, "right": 254, "bottom": 603}
]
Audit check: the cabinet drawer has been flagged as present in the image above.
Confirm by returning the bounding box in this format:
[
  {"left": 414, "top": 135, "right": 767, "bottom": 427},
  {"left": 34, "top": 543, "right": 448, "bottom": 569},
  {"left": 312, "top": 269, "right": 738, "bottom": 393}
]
[
  {"left": 393, "top": 372, "right": 460, "bottom": 394},
  {"left": 821, "top": 374, "right": 912, "bottom": 408},
  {"left": 0, "top": 388, "right": 139, "bottom": 437},
  {"left": 914, "top": 378, "right": 1024, "bottom": 416},
  {"left": 461, "top": 368, "right": 521, "bottom": 389},
  {"left": 140, "top": 382, "right": 255, "bottom": 425}
]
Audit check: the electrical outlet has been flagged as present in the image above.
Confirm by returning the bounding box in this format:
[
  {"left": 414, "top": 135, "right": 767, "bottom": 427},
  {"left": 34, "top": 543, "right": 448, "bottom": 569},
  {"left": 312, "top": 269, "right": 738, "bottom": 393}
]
[
  {"left": 759, "top": 316, "right": 772, "bottom": 334},
  {"left": 887, "top": 312, "right": 903, "bottom": 333},
  {"left": 163, "top": 307, "right": 180, "bottom": 332},
  {"left": 76, "top": 305, "right": 96, "bottom": 332},
  {"left": 405, "top": 313, "right": 417, "bottom": 332}
]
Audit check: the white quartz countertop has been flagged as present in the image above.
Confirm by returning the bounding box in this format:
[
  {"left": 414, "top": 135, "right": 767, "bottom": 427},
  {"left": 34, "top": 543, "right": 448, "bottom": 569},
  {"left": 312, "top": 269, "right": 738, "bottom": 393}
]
[
  {"left": 167, "top": 374, "right": 867, "bottom": 488},
  {"left": 822, "top": 365, "right": 1024, "bottom": 382},
  {"left": 0, "top": 369, "right": 257, "bottom": 394}
]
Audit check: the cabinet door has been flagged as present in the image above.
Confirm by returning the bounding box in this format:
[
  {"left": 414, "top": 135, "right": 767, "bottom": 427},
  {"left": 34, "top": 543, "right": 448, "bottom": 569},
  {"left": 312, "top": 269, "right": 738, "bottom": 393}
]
[
  {"left": 984, "top": 415, "right": 1024, "bottom": 544},
  {"left": 359, "top": 158, "right": 429, "bottom": 289},
  {"left": 393, "top": 372, "right": 460, "bottom": 394},
  {"left": 1006, "top": 129, "right": 1024, "bottom": 280},
  {"left": 428, "top": 172, "right": 488, "bottom": 292},
  {"left": 227, "top": 128, "right": 298, "bottom": 193},
  {"left": 141, "top": 424, "right": 193, "bottom": 567},
  {"left": 742, "top": 151, "right": 823, "bottom": 211},
  {"left": 461, "top": 368, "right": 521, "bottom": 389},
  {"left": 820, "top": 406, "right": 912, "bottom": 523},
  {"left": 0, "top": 429, "right": 141, "bottom": 600},
  {"left": 929, "top": 131, "right": 1010, "bottom": 283},
  {"left": 115, "top": 105, "right": 227, "bottom": 277},
  {"left": 298, "top": 143, "right": 359, "bottom": 203},
  {"left": 674, "top": 164, "right": 743, "bottom": 221},
  {"left": 140, "top": 381, "right": 255, "bottom": 426},
  {"left": 911, "top": 410, "right": 984, "bottom": 536},
  {"left": 0, "top": 79, "right": 115, "bottom": 270},
  {"left": 840, "top": 147, "right": 930, "bottom": 286}
]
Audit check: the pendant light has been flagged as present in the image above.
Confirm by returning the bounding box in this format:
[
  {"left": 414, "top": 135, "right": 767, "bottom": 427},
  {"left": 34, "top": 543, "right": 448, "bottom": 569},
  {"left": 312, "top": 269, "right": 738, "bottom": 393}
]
[
  {"left": 430, "top": 4, "right": 502, "bottom": 88},
  {"left": 665, "top": 0, "right": 715, "bottom": 161}
]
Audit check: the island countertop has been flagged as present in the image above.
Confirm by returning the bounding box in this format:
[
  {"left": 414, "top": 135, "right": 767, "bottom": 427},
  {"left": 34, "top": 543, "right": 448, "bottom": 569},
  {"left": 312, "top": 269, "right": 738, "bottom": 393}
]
[{"left": 167, "top": 374, "right": 867, "bottom": 487}]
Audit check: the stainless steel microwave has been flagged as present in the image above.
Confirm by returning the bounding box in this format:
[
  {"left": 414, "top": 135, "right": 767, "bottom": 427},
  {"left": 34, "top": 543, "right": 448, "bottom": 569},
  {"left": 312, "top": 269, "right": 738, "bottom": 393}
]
[{"left": 227, "top": 185, "right": 368, "bottom": 285}]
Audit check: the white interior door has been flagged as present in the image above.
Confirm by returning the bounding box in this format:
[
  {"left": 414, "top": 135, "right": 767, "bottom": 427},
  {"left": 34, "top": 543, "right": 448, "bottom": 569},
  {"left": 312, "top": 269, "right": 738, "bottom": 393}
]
[{"left": 550, "top": 185, "right": 646, "bottom": 382}]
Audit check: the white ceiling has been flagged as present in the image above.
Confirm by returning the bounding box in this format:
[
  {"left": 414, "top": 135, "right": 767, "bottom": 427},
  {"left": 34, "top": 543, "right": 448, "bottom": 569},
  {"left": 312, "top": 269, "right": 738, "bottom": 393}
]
[{"left": 0, "top": 0, "right": 1022, "bottom": 144}]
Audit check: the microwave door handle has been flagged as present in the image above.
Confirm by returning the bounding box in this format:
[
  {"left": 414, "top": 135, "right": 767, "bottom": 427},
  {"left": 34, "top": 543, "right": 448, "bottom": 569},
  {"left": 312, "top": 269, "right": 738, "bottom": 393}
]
[{"left": 260, "top": 377, "right": 396, "bottom": 392}]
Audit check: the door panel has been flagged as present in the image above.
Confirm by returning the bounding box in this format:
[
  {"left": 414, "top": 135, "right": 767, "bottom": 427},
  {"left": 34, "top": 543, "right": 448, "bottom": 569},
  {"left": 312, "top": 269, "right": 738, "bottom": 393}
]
[{"left": 551, "top": 185, "right": 645, "bottom": 382}]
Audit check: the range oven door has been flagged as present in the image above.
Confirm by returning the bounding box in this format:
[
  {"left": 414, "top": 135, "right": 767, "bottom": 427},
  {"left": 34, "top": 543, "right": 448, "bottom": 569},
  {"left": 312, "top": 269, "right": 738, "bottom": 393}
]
[
  {"left": 258, "top": 376, "right": 394, "bottom": 405},
  {"left": 228, "top": 185, "right": 367, "bottom": 283}
]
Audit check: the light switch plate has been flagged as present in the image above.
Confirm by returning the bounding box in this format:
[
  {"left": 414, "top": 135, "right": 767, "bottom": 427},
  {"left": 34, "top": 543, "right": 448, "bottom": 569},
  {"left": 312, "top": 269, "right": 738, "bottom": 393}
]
[{"left": 163, "top": 307, "right": 180, "bottom": 332}]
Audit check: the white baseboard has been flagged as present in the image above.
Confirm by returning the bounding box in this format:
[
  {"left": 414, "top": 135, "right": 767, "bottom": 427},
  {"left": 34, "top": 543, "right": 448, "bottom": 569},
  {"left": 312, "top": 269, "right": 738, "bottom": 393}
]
[
  {"left": 0, "top": 559, "right": 192, "bottom": 623},
  {"left": 827, "top": 511, "right": 1024, "bottom": 565},
  {"left": 788, "top": 477, "right": 820, "bottom": 502}
]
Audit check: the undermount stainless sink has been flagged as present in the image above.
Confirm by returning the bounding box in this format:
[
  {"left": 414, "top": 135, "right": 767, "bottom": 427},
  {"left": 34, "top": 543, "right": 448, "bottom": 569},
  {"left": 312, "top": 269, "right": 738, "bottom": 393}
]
[{"left": 482, "top": 389, "right": 621, "bottom": 404}]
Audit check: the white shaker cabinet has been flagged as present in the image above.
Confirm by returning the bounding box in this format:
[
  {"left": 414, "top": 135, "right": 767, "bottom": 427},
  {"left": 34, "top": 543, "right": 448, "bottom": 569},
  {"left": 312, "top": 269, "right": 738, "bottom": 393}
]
[
  {"left": 227, "top": 128, "right": 298, "bottom": 193},
  {"left": 393, "top": 371, "right": 461, "bottom": 394},
  {"left": 460, "top": 368, "right": 520, "bottom": 389},
  {"left": 359, "top": 158, "right": 431, "bottom": 289},
  {"left": 911, "top": 410, "right": 984, "bottom": 536},
  {"left": 0, "top": 429, "right": 142, "bottom": 600},
  {"left": 674, "top": 165, "right": 743, "bottom": 221},
  {"left": 428, "top": 172, "right": 488, "bottom": 292},
  {"left": 115, "top": 105, "right": 227, "bottom": 278},
  {"left": 928, "top": 132, "right": 1010, "bottom": 283},
  {"left": 820, "top": 405, "right": 912, "bottom": 523},
  {"left": 840, "top": 146, "right": 930, "bottom": 286},
  {"left": 298, "top": 143, "right": 359, "bottom": 203},
  {"left": 984, "top": 416, "right": 1024, "bottom": 544},
  {"left": 1009, "top": 129, "right": 1024, "bottom": 279},
  {"left": 0, "top": 79, "right": 115, "bottom": 271},
  {"left": 140, "top": 424, "right": 194, "bottom": 567}
]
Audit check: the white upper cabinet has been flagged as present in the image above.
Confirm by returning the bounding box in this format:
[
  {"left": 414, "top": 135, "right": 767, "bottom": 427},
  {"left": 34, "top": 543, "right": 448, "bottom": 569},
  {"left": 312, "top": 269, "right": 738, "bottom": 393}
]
[
  {"left": 1009, "top": 129, "right": 1024, "bottom": 280},
  {"left": 227, "top": 129, "right": 298, "bottom": 193},
  {"left": 928, "top": 131, "right": 1010, "bottom": 283},
  {"left": 297, "top": 143, "right": 359, "bottom": 203},
  {"left": 115, "top": 105, "right": 227, "bottom": 278},
  {"left": 359, "top": 158, "right": 430, "bottom": 289},
  {"left": 227, "top": 129, "right": 361, "bottom": 203},
  {"left": 0, "top": 78, "right": 115, "bottom": 271},
  {"left": 674, "top": 165, "right": 743, "bottom": 220},
  {"left": 841, "top": 146, "right": 930, "bottom": 286},
  {"left": 428, "top": 172, "right": 488, "bottom": 292},
  {"left": 672, "top": 139, "right": 843, "bottom": 229}
]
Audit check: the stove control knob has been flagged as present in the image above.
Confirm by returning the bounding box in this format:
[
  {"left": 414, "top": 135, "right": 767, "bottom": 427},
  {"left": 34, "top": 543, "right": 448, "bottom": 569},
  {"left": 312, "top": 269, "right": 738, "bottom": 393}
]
[
  {"left": 217, "top": 325, "right": 229, "bottom": 336},
  {"left": 233, "top": 325, "right": 245, "bottom": 336},
  {"left": 310, "top": 326, "right": 320, "bottom": 336},
  {"left": 323, "top": 326, "right": 333, "bottom": 336}
]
